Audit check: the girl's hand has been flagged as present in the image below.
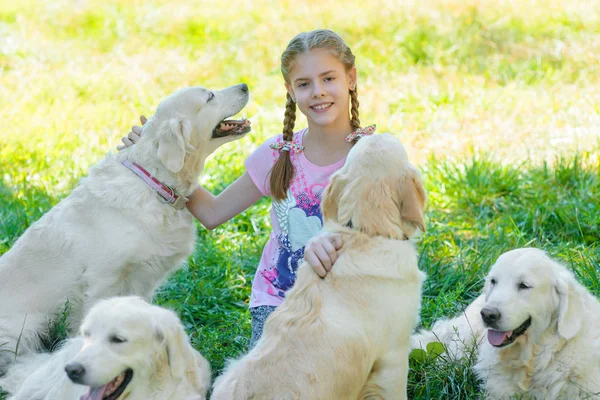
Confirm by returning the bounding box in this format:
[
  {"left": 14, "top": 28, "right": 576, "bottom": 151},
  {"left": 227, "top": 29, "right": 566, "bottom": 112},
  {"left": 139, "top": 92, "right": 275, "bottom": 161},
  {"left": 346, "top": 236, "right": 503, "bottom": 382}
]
[
  {"left": 304, "top": 232, "right": 343, "bottom": 278},
  {"left": 117, "top": 115, "right": 147, "bottom": 151}
]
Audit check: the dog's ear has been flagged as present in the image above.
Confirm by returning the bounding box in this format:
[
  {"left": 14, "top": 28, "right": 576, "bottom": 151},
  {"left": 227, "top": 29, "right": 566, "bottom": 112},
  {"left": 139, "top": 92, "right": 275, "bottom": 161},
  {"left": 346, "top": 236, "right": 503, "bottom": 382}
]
[
  {"left": 321, "top": 172, "right": 346, "bottom": 222},
  {"left": 156, "top": 311, "right": 211, "bottom": 394},
  {"left": 398, "top": 165, "right": 426, "bottom": 233},
  {"left": 555, "top": 270, "right": 584, "bottom": 340},
  {"left": 157, "top": 118, "right": 192, "bottom": 173}
]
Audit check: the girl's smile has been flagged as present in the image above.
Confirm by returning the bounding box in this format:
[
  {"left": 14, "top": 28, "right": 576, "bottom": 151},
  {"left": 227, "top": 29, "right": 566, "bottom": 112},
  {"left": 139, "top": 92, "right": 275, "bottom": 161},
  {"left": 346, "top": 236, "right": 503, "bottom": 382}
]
[{"left": 310, "top": 102, "right": 334, "bottom": 112}]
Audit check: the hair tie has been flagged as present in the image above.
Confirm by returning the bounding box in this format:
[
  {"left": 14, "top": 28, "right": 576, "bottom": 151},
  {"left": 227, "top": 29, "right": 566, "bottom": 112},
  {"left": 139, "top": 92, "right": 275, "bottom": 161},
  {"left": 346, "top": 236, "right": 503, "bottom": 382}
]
[
  {"left": 345, "top": 124, "right": 376, "bottom": 142},
  {"left": 270, "top": 140, "right": 304, "bottom": 154}
]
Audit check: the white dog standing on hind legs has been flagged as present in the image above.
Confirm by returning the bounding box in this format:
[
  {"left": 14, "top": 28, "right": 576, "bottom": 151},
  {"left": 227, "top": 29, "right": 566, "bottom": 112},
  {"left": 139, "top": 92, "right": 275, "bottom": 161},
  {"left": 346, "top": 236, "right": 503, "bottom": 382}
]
[
  {"left": 0, "top": 83, "right": 251, "bottom": 372},
  {"left": 212, "top": 133, "right": 427, "bottom": 400},
  {"left": 0, "top": 296, "right": 211, "bottom": 400},
  {"left": 411, "top": 247, "right": 600, "bottom": 400}
]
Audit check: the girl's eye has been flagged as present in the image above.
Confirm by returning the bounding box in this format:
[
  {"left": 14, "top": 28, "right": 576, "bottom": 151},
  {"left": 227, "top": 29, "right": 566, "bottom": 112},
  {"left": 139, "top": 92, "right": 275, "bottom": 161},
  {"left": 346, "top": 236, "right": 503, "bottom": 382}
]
[
  {"left": 207, "top": 92, "right": 215, "bottom": 102},
  {"left": 297, "top": 83, "right": 308, "bottom": 88},
  {"left": 324, "top": 76, "right": 334, "bottom": 82},
  {"left": 518, "top": 282, "right": 531, "bottom": 290}
]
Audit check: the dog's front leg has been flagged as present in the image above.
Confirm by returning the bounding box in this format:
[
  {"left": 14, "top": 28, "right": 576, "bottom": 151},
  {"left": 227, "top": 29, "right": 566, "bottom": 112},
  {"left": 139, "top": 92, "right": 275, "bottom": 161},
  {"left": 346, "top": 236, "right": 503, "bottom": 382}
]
[{"left": 359, "top": 348, "right": 409, "bottom": 400}]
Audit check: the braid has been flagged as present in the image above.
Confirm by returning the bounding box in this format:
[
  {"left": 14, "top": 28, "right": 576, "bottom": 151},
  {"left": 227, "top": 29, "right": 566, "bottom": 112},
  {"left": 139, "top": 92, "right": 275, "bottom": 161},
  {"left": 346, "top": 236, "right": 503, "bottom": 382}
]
[
  {"left": 350, "top": 86, "right": 361, "bottom": 131},
  {"left": 269, "top": 93, "right": 297, "bottom": 201},
  {"left": 282, "top": 93, "right": 296, "bottom": 140}
]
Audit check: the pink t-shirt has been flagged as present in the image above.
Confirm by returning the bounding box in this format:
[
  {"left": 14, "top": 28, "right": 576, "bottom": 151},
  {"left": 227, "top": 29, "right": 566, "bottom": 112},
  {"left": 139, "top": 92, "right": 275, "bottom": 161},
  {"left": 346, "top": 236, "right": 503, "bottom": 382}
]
[{"left": 245, "top": 128, "right": 346, "bottom": 308}]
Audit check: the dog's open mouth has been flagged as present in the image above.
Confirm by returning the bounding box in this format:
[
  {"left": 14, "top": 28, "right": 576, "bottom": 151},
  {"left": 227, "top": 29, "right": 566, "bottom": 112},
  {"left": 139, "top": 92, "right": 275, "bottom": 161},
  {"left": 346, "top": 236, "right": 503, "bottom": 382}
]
[
  {"left": 487, "top": 317, "right": 532, "bottom": 348},
  {"left": 212, "top": 118, "right": 251, "bottom": 138},
  {"left": 79, "top": 368, "right": 133, "bottom": 400}
]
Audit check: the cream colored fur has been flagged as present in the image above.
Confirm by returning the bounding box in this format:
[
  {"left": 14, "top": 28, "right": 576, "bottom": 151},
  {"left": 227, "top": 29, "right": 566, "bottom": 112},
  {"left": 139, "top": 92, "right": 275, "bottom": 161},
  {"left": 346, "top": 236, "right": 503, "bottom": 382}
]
[
  {"left": 0, "top": 84, "right": 250, "bottom": 371},
  {"left": 212, "top": 133, "right": 427, "bottom": 400},
  {"left": 412, "top": 248, "right": 600, "bottom": 399}
]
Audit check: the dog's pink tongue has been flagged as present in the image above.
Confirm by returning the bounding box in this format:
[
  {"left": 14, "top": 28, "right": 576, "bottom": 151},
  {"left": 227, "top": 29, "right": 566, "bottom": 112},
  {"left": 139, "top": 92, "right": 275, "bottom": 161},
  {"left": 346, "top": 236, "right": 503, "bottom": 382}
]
[
  {"left": 488, "top": 329, "right": 512, "bottom": 346},
  {"left": 80, "top": 385, "right": 108, "bottom": 400}
]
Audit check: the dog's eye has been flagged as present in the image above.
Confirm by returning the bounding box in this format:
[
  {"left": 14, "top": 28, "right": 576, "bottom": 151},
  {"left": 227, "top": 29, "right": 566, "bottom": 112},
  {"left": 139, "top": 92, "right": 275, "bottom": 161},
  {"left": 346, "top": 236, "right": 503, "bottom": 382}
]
[
  {"left": 518, "top": 282, "right": 531, "bottom": 290},
  {"left": 490, "top": 278, "right": 497, "bottom": 285},
  {"left": 109, "top": 335, "right": 127, "bottom": 344},
  {"left": 207, "top": 92, "right": 215, "bottom": 102}
]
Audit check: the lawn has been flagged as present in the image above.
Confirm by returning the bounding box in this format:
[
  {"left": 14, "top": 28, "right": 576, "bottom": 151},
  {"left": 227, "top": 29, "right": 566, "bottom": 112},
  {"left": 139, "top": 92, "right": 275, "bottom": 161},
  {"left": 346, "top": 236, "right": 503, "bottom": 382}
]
[{"left": 1, "top": 0, "right": 599, "bottom": 398}]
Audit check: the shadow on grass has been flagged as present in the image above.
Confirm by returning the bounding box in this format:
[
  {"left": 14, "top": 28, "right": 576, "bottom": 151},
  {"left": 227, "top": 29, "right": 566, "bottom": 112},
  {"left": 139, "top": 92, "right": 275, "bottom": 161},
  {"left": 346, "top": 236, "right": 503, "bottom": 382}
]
[{"left": 154, "top": 198, "right": 271, "bottom": 377}]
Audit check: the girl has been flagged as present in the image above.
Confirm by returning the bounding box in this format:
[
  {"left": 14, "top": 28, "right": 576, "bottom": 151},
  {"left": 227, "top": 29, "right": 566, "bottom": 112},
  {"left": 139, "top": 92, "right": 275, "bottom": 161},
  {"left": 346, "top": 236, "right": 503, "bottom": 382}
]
[{"left": 120, "top": 29, "right": 374, "bottom": 347}]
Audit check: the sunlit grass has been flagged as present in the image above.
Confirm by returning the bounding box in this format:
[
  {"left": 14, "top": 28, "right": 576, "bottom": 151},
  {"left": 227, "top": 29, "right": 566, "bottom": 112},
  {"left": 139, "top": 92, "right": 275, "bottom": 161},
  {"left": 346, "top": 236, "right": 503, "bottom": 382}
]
[{"left": 1, "top": 0, "right": 599, "bottom": 398}]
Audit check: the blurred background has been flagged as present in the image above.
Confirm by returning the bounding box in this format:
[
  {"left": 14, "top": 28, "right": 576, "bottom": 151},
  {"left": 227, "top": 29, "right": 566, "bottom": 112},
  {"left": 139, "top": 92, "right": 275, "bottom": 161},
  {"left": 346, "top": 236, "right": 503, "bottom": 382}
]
[{"left": 1, "top": 0, "right": 599, "bottom": 398}]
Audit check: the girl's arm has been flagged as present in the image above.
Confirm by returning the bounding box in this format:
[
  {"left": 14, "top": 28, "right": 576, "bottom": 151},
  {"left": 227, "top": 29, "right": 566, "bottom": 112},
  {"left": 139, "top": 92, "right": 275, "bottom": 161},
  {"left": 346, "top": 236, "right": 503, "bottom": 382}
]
[{"left": 186, "top": 171, "right": 263, "bottom": 230}]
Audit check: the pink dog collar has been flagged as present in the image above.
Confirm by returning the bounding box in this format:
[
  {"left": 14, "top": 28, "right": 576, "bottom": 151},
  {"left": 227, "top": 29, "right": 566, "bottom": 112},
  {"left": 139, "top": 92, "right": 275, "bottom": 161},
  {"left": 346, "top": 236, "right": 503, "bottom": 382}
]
[{"left": 120, "top": 160, "right": 188, "bottom": 210}]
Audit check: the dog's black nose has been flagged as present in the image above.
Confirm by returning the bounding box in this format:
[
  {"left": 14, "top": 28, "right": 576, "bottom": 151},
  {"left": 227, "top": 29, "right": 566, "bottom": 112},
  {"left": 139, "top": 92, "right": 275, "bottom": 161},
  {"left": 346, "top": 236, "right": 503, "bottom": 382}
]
[
  {"left": 240, "top": 83, "right": 248, "bottom": 93},
  {"left": 481, "top": 307, "right": 501, "bottom": 325},
  {"left": 65, "top": 362, "right": 86, "bottom": 383}
]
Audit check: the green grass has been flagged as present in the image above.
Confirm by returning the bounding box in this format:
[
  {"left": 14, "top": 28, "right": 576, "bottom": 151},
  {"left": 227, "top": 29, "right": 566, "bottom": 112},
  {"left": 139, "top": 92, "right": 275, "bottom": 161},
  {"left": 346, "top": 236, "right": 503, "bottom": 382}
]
[{"left": 1, "top": 0, "right": 599, "bottom": 398}]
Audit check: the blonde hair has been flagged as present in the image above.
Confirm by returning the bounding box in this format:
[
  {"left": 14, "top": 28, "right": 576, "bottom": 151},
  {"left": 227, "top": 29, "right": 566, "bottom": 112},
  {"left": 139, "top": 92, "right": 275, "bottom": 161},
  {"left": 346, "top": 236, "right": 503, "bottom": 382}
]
[{"left": 270, "top": 29, "right": 361, "bottom": 201}]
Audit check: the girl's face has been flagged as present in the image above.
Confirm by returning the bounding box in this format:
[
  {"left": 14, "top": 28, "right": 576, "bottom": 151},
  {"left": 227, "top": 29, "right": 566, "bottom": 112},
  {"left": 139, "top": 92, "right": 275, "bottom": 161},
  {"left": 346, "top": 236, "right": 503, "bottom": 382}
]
[{"left": 286, "top": 48, "right": 357, "bottom": 129}]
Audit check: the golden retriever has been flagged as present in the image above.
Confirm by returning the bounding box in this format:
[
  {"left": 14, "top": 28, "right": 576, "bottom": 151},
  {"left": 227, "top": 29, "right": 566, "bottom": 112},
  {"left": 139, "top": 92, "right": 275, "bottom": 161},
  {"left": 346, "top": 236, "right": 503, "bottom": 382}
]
[
  {"left": 412, "top": 248, "right": 600, "bottom": 399},
  {"left": 0, "top": 84, "right": 250, "bottom": 371},
  {"left": 0, "top": 296, "right": 210, "bottom": 400},
  {"left": 212, "top": 133, "right": 427, "bottom": 400}
]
